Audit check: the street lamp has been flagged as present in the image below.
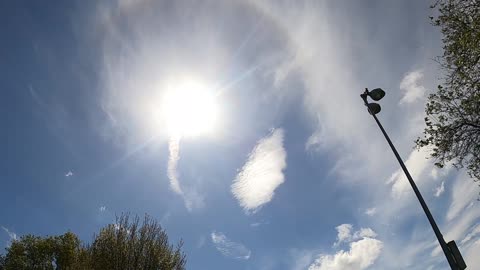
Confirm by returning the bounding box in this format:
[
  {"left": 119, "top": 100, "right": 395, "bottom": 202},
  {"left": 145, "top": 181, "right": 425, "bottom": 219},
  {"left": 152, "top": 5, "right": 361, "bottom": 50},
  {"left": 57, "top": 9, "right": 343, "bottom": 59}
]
[{"left": 360, "top": 88, "right": 467, "bottom": 270}]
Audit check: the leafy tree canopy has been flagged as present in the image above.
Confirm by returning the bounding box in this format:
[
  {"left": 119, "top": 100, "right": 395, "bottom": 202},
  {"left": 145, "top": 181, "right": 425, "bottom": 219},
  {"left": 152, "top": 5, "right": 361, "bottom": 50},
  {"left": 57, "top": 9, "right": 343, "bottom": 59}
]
[{"left": 417, "top": 0, "right": 480, "bottom": 182}]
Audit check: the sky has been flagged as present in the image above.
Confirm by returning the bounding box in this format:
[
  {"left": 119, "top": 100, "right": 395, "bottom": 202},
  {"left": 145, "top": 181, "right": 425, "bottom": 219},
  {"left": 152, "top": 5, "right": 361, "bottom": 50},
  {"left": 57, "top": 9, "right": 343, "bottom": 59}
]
[{"left": 1, "top": 0, "right": 479, "bottom": 269}]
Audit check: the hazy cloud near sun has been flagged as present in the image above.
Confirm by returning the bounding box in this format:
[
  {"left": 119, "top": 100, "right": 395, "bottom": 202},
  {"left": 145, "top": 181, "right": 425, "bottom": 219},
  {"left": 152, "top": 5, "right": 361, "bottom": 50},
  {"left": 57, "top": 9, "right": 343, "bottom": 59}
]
[{"left": 231, "top": 128, "right": 287, "bottom": 213}]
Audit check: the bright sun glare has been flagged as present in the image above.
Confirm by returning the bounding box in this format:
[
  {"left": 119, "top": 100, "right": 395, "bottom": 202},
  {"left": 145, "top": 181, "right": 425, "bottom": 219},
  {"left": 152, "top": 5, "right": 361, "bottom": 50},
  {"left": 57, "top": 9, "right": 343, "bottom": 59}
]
[{"left": 162, "top": 79, "right": 218, "bottom": 138}]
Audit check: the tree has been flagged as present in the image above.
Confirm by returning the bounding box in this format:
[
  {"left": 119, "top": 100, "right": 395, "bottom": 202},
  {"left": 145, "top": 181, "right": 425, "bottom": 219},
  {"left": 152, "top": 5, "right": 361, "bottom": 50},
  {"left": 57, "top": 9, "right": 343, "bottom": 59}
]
[
  {"left": 89, "top": 214, "right": 186, "bottom": 270},
  {"left": 417, "top": 0, "right": 480, "bottom": 182},
  {"left": 0, "top": 254, "right": 5, "bottom": 270},
  {"left": 1, "top": 214, "right": 186, "bottom": 270},
  {"left": 2, "top": 233, "right": 83, "bottom": 270}
]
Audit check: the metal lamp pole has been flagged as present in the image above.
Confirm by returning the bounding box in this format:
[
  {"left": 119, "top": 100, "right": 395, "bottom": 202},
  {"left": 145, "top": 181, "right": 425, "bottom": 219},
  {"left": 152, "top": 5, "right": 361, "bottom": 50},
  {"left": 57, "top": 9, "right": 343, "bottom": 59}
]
[{"left": 360, "top": 88, "right": 466, "bottom": 270}]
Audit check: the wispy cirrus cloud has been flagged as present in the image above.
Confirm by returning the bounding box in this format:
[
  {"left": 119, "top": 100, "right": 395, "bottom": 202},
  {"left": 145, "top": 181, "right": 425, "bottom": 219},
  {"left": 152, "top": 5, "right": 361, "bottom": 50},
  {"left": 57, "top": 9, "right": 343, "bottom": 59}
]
[
  {"left": 310, "top": 224, "right": 382, "bottom": 270},
  {"left": 2, "top": 226, "right": 18, "bottom": 247},
  {"left": 365, "top": 207, "right": 377, "bottom": 216},
  {"left": 166, "top": 137, "right": 205, "bottom": 212},
  {"left": 211, "top": 231, "right": 251, "bottom": 260},
  {"left": 388, "top": 148, "right": 431, "bottom": 198},
  {"left": 433, "top": 181, "right": 445, "bottom": 197},
  {"left": 231, "top": 128, "right": 287, "bottom": 213},
  {"left": 429, "top": 173, "right": 480, "bottom": 268},
  {"left": 167, "top": 137, "right": 182, "bottom": 195}
]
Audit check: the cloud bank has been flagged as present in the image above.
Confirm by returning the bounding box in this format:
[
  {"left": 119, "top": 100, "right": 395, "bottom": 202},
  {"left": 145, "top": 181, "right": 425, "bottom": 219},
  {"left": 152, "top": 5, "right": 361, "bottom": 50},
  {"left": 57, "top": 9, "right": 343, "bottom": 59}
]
[{"left": 231, "top": 128, "right": 287, "bottom": 213}]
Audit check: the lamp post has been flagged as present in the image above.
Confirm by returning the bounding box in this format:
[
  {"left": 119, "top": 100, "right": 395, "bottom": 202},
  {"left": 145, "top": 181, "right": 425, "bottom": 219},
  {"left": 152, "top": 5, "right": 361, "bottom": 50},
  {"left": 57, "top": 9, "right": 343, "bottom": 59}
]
[{"left": 360, "top": 88, "right": 466, "bottom": 270}]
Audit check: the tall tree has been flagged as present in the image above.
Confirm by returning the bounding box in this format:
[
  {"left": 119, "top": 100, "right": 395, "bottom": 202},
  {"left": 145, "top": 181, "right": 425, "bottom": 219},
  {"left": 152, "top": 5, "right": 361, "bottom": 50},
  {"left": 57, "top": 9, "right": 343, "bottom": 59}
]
[{"left": 417, "top": 0, "right": 480, "bottom": 182}]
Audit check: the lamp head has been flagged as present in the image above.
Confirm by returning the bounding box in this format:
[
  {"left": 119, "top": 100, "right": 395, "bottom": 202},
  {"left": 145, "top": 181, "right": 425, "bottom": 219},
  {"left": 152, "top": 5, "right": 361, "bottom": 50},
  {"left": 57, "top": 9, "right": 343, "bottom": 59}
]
[
  {"left": 367, "top": 103, "right": 381, "bottom": 115},
  {"left": 368, "top": 88, "right": 385, "bottom": 101}
]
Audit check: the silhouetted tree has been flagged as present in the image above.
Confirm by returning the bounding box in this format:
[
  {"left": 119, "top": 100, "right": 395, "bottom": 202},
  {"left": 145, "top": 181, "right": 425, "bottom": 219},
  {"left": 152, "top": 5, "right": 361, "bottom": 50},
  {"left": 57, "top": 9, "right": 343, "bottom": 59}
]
[{"left": 417, "top": 0, "right": 480, "bottom": 182}]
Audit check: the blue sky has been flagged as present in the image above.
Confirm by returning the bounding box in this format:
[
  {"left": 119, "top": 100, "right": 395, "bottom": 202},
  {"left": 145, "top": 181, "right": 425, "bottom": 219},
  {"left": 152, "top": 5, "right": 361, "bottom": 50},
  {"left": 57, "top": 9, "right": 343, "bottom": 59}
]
[{"left": 1, "top": 1, "right": 479, "bottom": 269}]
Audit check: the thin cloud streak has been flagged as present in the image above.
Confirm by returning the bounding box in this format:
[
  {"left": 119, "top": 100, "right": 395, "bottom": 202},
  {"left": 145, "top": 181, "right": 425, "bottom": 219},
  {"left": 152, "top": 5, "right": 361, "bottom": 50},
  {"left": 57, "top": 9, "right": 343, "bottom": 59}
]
[
  {"left": 2, "top": 226, "right": 18, "bottom": 247},
  {"left": 231, "top": 128, "right": 287, "bottom": 213},
  {"left": 211, "top": 231, "right": 251, "bottom": 260},
  {"left": 365, "top": 207, "right": 377, "bottom": 216},
  {"left": 434, "top": 181, "right": 445, "bottom": 197},
  {"left": 166, "top": 136, "right": 205, "bottom": 211},
  {"left": 167, "top": 136, "right": 183, "bottom": 195},
  {"left": 388, "top": 148, "right": 431, "bottom": 198}
]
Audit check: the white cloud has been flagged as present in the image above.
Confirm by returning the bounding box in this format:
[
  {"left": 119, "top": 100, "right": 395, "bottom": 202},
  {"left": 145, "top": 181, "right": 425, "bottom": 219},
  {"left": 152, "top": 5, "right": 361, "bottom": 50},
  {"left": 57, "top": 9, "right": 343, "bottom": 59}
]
[
  {"left": 433, "top": 181, "right": 445, "bottom": 197},
  {"left": 166, "top": 137, "right": 205, "bottom": 211},
  {"left": 446, "top": 175, "right": 478, "bottom": 221},
  {"left": 305, "top": 127, "right": 326, "bottom": 152},
  {"left": 99, "top": 206, "right": 106, "bottom": 212},
  {"left": 365, "top": 207, "right": 377, "bottom": 216},
  {"left": 310, "top": 238, "right": 383, "bottom": 270},
  {"left": 399, "top": 70, "right": 426, "bottom": 104},
  {"left": 353, "top": 228, "right": 378, "bottom": 239},
  {"left": 334, "top": 224, "right": 353, "bottom": 246},
  {"left": 389, "top": 148, "right": 431, "bottom": 198},
  {"left": 308, "top": 224, "right": 383, "bottom": 270},
  {"left": 464, "top": 239, "right": 480, "bottom": 269},
  {"left": 211, "top": 231, "right": 251, "bottom": 260},
  {"left": 460, "top": 224, "right": 480, "bottom": 246},
  {"left": 2, "top": 226, "right": 17, "bottom": 241},
  {"left": 167, "top": 137, "right": 183, "bottom": 195},
  {"left": 2, "top": 226, "right": 18, "bottom": 247},
  {"left": 65, "top": 171, "right": 73, "bottom": 177},
  {"left": 335, "top": 224, "right": 378, "bottom": 247},
  {"left": 231, "top": 128, "right": 287, "bottom": 213},
  {"left": 250, "top": 221, "right": 268, "bottom": 227}
]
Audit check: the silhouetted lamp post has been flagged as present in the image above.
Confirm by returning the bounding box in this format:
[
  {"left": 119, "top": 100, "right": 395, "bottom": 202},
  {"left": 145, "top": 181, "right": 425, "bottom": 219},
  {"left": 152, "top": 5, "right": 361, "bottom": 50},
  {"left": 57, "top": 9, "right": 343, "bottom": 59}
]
[{"left": 360, "top": 88, "right": 467, "bottom": 270}]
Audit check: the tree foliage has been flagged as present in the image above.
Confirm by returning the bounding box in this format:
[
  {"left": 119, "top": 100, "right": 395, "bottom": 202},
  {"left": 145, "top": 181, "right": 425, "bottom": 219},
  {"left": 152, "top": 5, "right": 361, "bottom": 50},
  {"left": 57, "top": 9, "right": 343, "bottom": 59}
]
[
  {"left": 89, "top": 214, "right": 186, "bottom": 270},
  {"left": 0, "top": 214, "right": 186, "bottom": 270},
  {"left": 417, "top": 0, "right": 480, "bottom": 182},
  {"left": 0, "top": 232, "right": 82, "bottom": 270}
]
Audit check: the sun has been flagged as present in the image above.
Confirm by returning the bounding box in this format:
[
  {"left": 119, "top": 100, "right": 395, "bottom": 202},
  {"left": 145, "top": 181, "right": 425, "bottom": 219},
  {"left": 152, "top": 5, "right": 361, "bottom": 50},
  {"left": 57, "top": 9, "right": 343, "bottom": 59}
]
[{"left": 162, "top": 78, "right": 218, "bottom": 138}]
